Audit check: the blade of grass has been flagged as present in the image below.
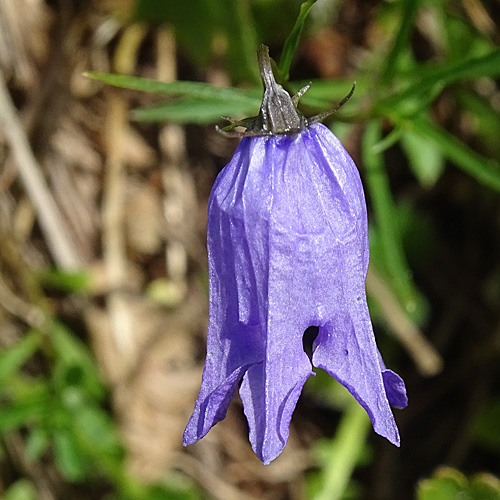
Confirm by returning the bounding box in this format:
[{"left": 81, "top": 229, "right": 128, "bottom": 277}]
[
  {"left": 313, "top": 400, "right": 370, "bottom": 500},
  {"left": 371, "top": 127, "right": 403, "bottom": 154},
  {"left": 278, "top": 0, "right": 318, "bottom": 81},
  {"left": 84, "top": 72, "right": 260, "bottom": 104},
  {"left": 376, "top": 49, "right": 500, "bottom": 112},
  {"left": 380, "top": 0, "right": 419, "bottom": 84},
  {"left": 0, "top": 331, "right": 41, "bottom": 385},
  {"left": 131, "top": 97, "right": 259, "bottom": 124},
  {"left": 400, "top": 126, "right": 445, "bottom": 188},
  {"left": 0, "top": 392, "right": 48, "bottom": 432},
  {"left": 232, "top": 0, "right": 260, "bottom": 84},
  {"left": 400, "top": 116, "right": 500, "bottom": 193},
  {"left": 362, "top": 121, "right": 420, "bottom": 315}
]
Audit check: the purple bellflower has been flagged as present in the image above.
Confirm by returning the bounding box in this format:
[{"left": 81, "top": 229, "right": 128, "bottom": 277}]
[{"left": 183, "top": 45, "right": 407, "bottom": 465}]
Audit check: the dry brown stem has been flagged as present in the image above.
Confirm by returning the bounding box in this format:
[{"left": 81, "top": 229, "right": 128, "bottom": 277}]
[
  {"left": 367, "top": 265, "right": 443, "bottom": 376},
  {"left": 0, "top": 71, "right": 83, "bottom": 270}
]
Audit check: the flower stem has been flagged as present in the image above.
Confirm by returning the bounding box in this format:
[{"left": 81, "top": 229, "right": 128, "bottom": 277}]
[{"left": 313, "top": 401, "right": 370, "bottom": 500}]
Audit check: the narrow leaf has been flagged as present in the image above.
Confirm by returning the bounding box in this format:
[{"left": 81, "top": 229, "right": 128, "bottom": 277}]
[
  {"left": 377, "top": 49, "right": 500, "bottom": 111},
  {"left": 0, "top": 331, "right": 41, "bottom": 385},
  {"left": 279, "top": 0, "right": 318, "bottom": 81},
  {"left": 405, "top": 116, "right": 500, "bottom": 193},
  {"left": 312, "top": 401, "right": 370, "bottom": 500},
  {"left": 51, "top": 322, "right": 104, "bottom": 399},
  {"left": 85, "top": 72, "right": 259, "bottom": 104},
  {"left": 53, "top": 429, "right": 87, "bottom": 481},
  {"left": 401, "top": 128, "right": 445, "bottom": 188},
  {"left": 380, "top": 0, "right": 419, "bottom": 83},
  {"left": 132, "top": 98, "right": 259, "bottom": 124},
  {"left": 371, "top": 127, "right": 403, "bottom": 154},
  {"left": 362, "top": 121, "right": 421, "bottom": 316},
  {"left": 0, "top": 396, "right": 47, "bottom": 432}
]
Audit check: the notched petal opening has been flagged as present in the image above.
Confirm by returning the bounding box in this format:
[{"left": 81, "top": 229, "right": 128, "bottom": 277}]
[{"left": 302, "top": 325, "right": 320, "bottom": 362}]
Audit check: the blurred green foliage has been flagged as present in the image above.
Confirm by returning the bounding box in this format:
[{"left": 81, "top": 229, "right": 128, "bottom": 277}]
[
  {"left": 417, "top": 468, "right": 500, "bottom": 500},
  {"left": 0, "top": 318, "right": 200, "bottom": 500}
]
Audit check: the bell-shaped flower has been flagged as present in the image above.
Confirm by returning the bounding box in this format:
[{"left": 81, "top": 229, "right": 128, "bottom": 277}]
[{"left": 183, "top": 45, "right": 407, "bottom": 465}]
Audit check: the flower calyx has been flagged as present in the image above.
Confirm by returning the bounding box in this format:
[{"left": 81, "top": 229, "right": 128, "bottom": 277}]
[{"left": 217, "top": 44, "right": 355, "bottom": 138}]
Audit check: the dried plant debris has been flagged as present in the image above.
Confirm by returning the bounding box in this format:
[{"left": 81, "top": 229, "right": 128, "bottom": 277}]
[{"left": 0, "top": 0, "right": 51, "bottom": 89}]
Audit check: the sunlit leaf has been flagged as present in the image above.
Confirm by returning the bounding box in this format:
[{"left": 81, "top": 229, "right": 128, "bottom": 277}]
[
  {"left": 279, "top": 0, "right": 318, "bottom": 80},
  {"left": 418, "top": 467, "right": 500, "bottom": 500},
  {"left": 38, "top": 269, "right": 91, "bottom": 292},
  {"left": 401, "top": 128, "right": 445, "bottom": 188},
  {"left": 0, "top": 331, "right": 41, "bottom": 386},
  {"left": 26, "top": 427, "right": 50, "bottom": 462},
  {"left": 380, "top": 0, "right": 419, "bottom": 83},
  {"left": 53, "top": 428, "right": 87, "bottom": 481},
  {"left": 311, "top": 401, "right": 370, "bottom": 500},
  {"left": 418, "top": 468, "right": 466, "bottom": 500},
  {"left": 362, "top": 121, "right": 423, "bottom": 318},
  {"left": 51, "top": 322, "right": 104, "bottom": 399},
  {"left": 132, "top": 98, "right": 259, "bottom": 124},
  {"left": 406, "top": 116, "right": 500, "bottom": 193},
  {"left": 0, "top": 394, "right": 48, "bottom": 433},
  {"left": 85, "top": 72, "right": 260, "bottom": 104},
  {"left": 377, "top": 49, "right": 500, "bottom": 112},
  {"left": 2, "top": 480, "right": 37, "bottom": 500}
]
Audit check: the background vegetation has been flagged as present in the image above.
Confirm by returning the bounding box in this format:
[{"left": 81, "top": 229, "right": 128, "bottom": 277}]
[{"left": 1, "top": 0, "right": 500, "bottom": 499}]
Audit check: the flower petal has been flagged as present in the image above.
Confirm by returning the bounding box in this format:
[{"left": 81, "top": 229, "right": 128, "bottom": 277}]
[
  {"left": 184, "top": 123, "right": 406, "bottom": 461},
  {"left": 312, "top": 310, "right": 401, "bottom": 446},
  {"left": 183, "top": 162, "right": 265, "bottom": 445},
  {"left": 382, "top": 369, "right": 408, "bottom": 409}
]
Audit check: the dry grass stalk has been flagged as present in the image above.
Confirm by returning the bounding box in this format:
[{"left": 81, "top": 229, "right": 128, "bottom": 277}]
[
  {"left": 366, "top": 265, "right": 443, "bottom": 376},
  {"left": 0, "top": 72, "right": 83, "bottom": 270}
]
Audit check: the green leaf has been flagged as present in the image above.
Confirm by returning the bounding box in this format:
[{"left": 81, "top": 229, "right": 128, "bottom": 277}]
[
  {"left": 26, "top": 427, "right": 50, "bottom": 462},
  {"left": 2, "top": 480, "right": 37, "bottom": 500},
  {"left": 224, "top": 0, "right": 260, "bottom": 84},
  {"left": 38, "top": 268, "right": 91, "bottom": 292},
  {"left": 50, "top": 322, "right": 104, "bottom": 399},
  {"left": 65, "top": 390, "right": 124, "bottom": 461},
  {"left": 132, "top": 0, "right": 259, "bottom": 82},
  {"left": 380, "top": 0, "right": 419, "bottom": 84},
  {"left": 403, "top": 116, "right": 500, "bottom": 193},
  {"left": 377, "top": 49, "right": 500, "bottom": 112},
  {"left": 371, "top": 128, "right": 403, "bottom": 154},
  {"left": 457, "top": 89, "right": 500, "bottom": 159},
  {"left": 132, "top": 97, "right": 259, "bottom": 124},
  {"left": 0, "top": 394, "right": 48, "bottom": 433},
  {"left": 311, "top": 400, "right": 371, "bottom": 500},
  {"left": 362, "top": 121, "right": 422, "bottom": 317},
  {"left": 278, "top": 0, "right": 318, "bottom": 81},
  {"left": 418, "top": 468, "right": 500, "bottom": 500},
  {"left": 85, "top": 72, "right": 260, "bottom": 104},
  {"left": 418, "top": 468, "right": 467, "bottom": 500},
  {"left": 400, "top": 127, "right": 445, "bottom": 188},
  {"left": 53, "top": 428, "right": 87, "bottom": 482},
  {"left": 0, "top": 331, "right": 41, "bottom": 386},
  {"left": 469, "top": 474, "right": 500, "bottom": 500}
]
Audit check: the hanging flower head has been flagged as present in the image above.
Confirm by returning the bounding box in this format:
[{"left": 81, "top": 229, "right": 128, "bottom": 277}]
[{"left": 183, "top": 45, "right": 407, "bottom": 465}]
